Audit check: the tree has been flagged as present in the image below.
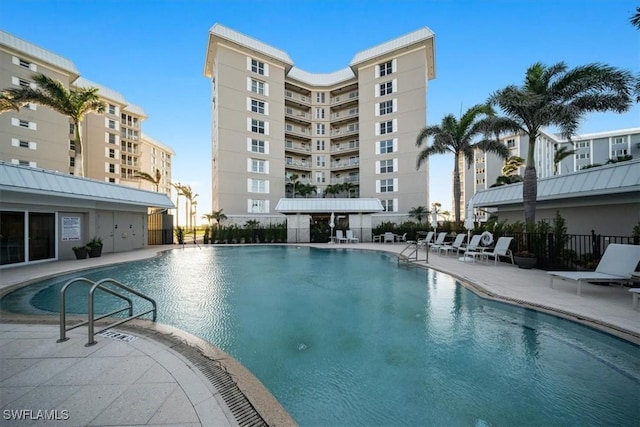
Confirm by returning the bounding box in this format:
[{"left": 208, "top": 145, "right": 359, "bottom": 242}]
[
  {"left": 408, "top": 206, "right": 428, "bottom": 223},
  {"left": 135, "top": 168, "right": 162, "bottom": 192},
  {"left": 286, "top": 173, "right": 303, "bottom": 198},
  {"left": 2, "top": 73, "right": 105, "bottom": 176},
  {"left": 416, "top": 104, "right": 510, "bottom": 224},
  {"left": 631, "top": 6, "right": 640, "bottom": 29},
  {"left": 553, "top": 146, "right": 576, "bottom": 175},
  {"left": 0, "top": 91, "right": 24, "bottom": 112},
  {"left": 297, "top": 183, "right": 317, "bottom": 198},
  {"left": 341, "top": 182, "right": 356, "bottom": 198},
  {"left": 490, "top": 62, "right": 634, "bottom": 225},
  {"left": 324, "top": 184, "right": 338, "bottom": 198},
  {"left": 210, "top": 209, "right": 227, "bottom": 227},
  {"left": 501, "top": 156, "right": 525, "bottom": 176}
]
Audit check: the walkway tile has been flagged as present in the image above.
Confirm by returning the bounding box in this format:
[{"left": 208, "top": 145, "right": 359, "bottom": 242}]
[{"left": 147, "top": 386, "right": 200, "bottom": 425}]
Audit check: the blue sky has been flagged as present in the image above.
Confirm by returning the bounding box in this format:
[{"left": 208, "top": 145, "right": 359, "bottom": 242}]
[{"left": 2, "top": 0, "right": 638, "bottom": 219}]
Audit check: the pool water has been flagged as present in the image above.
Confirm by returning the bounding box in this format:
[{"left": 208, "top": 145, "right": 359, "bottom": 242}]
[{"left": 3, "top": 246, "right": 639, "bottom": 426}]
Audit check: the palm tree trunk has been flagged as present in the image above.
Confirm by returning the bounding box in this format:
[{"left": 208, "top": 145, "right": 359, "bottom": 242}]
[
  {"left": 452, "top": 153, "right": 461, "bottom": 224},
  {"left": 523, "top": 135, "right": 538, "bottom": 225},
  {"left": 73, "top": 120, "right": 84, "bottom": 177}
]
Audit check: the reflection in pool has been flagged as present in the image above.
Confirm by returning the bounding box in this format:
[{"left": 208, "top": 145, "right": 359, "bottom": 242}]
[{"left": 3, "top": 246, "right": 639, "bottom": 426}]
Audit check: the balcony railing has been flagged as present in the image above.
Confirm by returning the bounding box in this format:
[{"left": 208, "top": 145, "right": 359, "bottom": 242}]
[
  {"left": 285, "top": 124, "right": 311, "bottom": 137},
  {"left": 285, "top": 141, "right": 311, "bottom": 152},
  {"left": 285, "top": 108, "right": 311, "bottom": 120},
  {"left": 330, "top": 90, "right": 359, "bottom": 105},
  {"left": 285, "top": 159, "right": 311, "bottom": 169},
  {"left": 285, "top": 91, "right": 311, "bottom": 104},
  {"left": 331, "top": 124, "right": 359, "bottom": 138},
  {"left": 331, "top": 175, "right": 360, "bottom": 184},
  {"left": 331, "top": 159, "right": 360, "bottom": 169},
  {"left": 331, "top": 140, "right": 359, "bottom": 152},
  {"left": 330, "top": 107, "right": 359, "bottom": 121}
]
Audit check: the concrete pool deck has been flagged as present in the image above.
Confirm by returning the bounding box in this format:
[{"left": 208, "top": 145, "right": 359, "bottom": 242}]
[{"left": 1, "top": 243, "right": 639, "bottom": 426}]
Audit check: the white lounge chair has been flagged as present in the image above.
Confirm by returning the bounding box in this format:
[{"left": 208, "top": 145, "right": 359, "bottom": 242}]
[
  {"left": 346, "top": 230, "right": 359, "bottom": 243},
  {"left": 439, "top": 234, "right": 466, "bottom": 255},
  {"left": 383, "top": 232, "right": 395, "bottom": 244},
  {"left": 465, "top": 237, "right": 514, "bottom": 265},
  {"left": 417, "top": 231, "right": 434, "bottom": 249},
  {"left": 429, "top": 232, "right": 448, "bottom": 252},
  {"left": 335, "top": 230, "right": 348, "bottom": 244},
  {"left": 457, "top": 234, "right": 482, "bottom": 262},
  {"left": 548, "top": 244, "right": 640, "bottom": 296}
]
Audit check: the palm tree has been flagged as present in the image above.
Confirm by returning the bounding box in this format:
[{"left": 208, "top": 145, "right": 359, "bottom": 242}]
[
  {"left": 298, "top": 183, "right": 317, "bottom": 198},
  {"left": 324, "top": 184, "right": 338, "bottom": 198},
  {"left": 135, "top": 168, "right": 162, "bottom": 192},
  {"left": 342, "top": 182, "right": 356, "bottom": 198},
  {"left": 172, "top": 182, "right": 185, "bottom": 227},
  {"left": 0, "top": 91, "right": 24, "bottom": 112},
  {"left": 408, "top": 206, "right": 428, "bottom": 223},
  {"left": 416, "top": 104, "right": 510, "bottom": 224},
  {"left": 553, "top": 146, "right": 576, "bottom": 175},
  {"left": 286, "top": 173, "right": 303, "bottom": 198},
  {"left": 2, "top": 73, "right": 105, "bottom": 176},
  {"left": 501, "top": 156, "right": 525, "bottom": 176},
  {"left": 211, "top": 209, "right": 227, "bottom": 227},
  {"left": 631, "top": 7, "right": 640, "bottom": 29},
  {"left": 490, "top": 62, "right": 634, "bottom": 225}
]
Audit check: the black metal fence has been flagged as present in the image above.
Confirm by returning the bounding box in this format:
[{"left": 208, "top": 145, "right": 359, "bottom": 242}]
[{"left": 505, "top": 231, "right": 638, "bottom": 271}]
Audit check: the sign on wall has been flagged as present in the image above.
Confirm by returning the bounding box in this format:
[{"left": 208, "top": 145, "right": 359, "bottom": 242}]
[{"left": 62, "top": 216, "right": 81, "bottom": 241}]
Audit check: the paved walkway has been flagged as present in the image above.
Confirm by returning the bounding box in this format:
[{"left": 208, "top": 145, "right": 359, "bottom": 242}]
[{"left": 1, "top": 243, "right": 638, "bottom": 426}]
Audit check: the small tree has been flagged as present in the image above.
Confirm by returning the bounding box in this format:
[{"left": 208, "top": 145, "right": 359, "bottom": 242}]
[
  {"left": 135, "top": 168, "right": 162, "bottom": 191},
  {"left": 408, "top": 206, "right": 428, "bottom": 223}
]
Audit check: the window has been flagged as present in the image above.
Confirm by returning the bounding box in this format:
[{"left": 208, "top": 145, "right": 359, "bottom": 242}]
[
  {"left": 250, "top": 199, "right": 267, "bottom": 213},
  {"left": 316, "top": 140, "right": 325, "bottom": 151},
  {"left": 506, "top": 139, "right": 516, "bottom": 148},
  {"left": 476, "top": 178, "right": 486, "bottom": 185},
  {"left": 379, "top": 159, "right": 394, "bottom": 173},
  {"left": 108, "top": 149, "right": 115, "bottom": 158},
  {"left": 108, "top": 178, "right": 116, "bottom": 183},
  {"left": 108, "top": 133, "right": 116, "bottom": 144},
  {"left": 576, "top": 153, "right": 590, "bottom": 160},
  {"left": 316, "top": 155, "right": 326, "bottom": 167},
  {"left": 612, "top": 149, "right": 628, "bottom": 156},
  {"left": 251, "top": 159, "right": 265, "bottom": 173},
  {"left": 250, "top": 179, "right": 267, "bottom": 193},
  {"left": 380, "top": 81, "right": 393, "bottom": 96},
  {"left": 108, "top": 120, "right": 116, "bottom": 129},
  {"left": 19, "top": 120, "right": 29, "bottom": 128},
  {"left": 379, "top": 100, "right": 393, "bottom": 115},
  {"left": 613, "top": 137, "right": 625, "bottom": 144},
  {"left": 69, "top": 157, "right": 75, "bottom": 167},
  {"left": 251, "top": 99, "right": 265, "bottom": 114},
  {"left": 251, "top": 119, "right": 265, "bottom": 134},
  {"left": 379, "top": 61, "right": 393, "bottom": 77},
  {"left": 251, "top": 79, "right": 265, "bottom": 95},
  {"left": 108, "top": 104, "right": 116, "bottom": 115},
  {"left": 316, "top": 123, "right": 325, "bottom": 135},
  {"left": 380, "top": 179, "right": 394, "bottom": 192},
  {"left": 316, "top": 172, "right": 325, "bottom": 183},
  {"left": 382, "top": 199, "right": 395, "bottom": 212},
  {"left": 380, "top": 120, "right": 394, "bottom": 135},
  {"left": 108, "top": 164, "right": 115, "bottom": 173},
  {"left": 379, "top": 139, "right": 394, "bottom": 154},
  {"left": 19, "top": 58, "right": 31, "bottom": 69},
  {"left": 69, "top": 123, "right": 75, "bottom": 134},
  {"left": 251, "top": 59, "right": 265, "bottom": 75},
  {"left": 316, "top": 108, "right": 325, "bottom": 119},
  {"left": 69, "top": 141, "right": 76, "bottom": 151},
  {"left": 17, "top": 140, "right": 29, "bottom": 148},
  {"left": 577, "top": 141, "right": 590, "bottom": 149},
  {"left": 316, "top": 92, "right": 325, "bottom": 103},
  {"left": 251, "top": 139, "right": 265, "bottom": 153}
]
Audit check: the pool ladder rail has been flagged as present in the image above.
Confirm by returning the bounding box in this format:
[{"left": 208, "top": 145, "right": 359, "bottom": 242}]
[
  {"left": 397, "top": 240, "right": 429, "bottom": 265},
  {"left": 57, "top": 277, "right": 157, "bottom": 346}
]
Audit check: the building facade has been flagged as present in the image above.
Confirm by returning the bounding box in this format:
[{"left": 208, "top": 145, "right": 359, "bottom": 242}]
[
  {"left": 204, "top": 24, "right": 436, "bottom": 220},
  {"left": 0, "top": 31, "right": 173, "bottom": 196},
  {"left": 460, "top": 127, "right": 640, "bottom": 222}
]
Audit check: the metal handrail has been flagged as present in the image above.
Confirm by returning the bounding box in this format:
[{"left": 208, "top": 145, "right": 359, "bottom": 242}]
[
  {"left": 57, "top": 277, "right": 157, "bottom": 346},
  {"left": 398, "top": 241, "right": 428, "bottom": 265}
]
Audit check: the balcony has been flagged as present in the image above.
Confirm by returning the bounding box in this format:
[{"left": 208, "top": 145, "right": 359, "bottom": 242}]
[
  {"left": 331, "top": 124, "right": 359, "bottom": 140},
  {"left": 285, "top": 90, "right": 311, "bottom": 107},
  {"left": 331, "top": 158, "right": 360, "bottom": 170},
  {"left": 331, "top": 140, "right": 359, "bottom": 153},
  {"left": 331, "top": 174, "right": 360, "bottom": 184},
  {"left": 285, "top": 124, "right": 312, "bottom": 140},
  {"left": 285, "top": 107, "right": 311, "bottom": 125},
  {"left": 330, "top": 107, "right": 359, "bottom": 125},
  {"left": 285, "top": 158, "right": 311, "bottom": 171},
  {"left": 285, "top": 140, "right": 311, "bottom": 153},
  {"left": 330, "top": 90, "right": 358, "bottom": 107}
]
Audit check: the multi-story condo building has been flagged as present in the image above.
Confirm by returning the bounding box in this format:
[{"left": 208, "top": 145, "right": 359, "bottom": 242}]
[
  {"left": 460, "top": 127, "right": 640, "bottom": 221},
  {"left": 0, "top": 31, "right": 173, "bottom": 194},
  {"left": 139, "top": 133, "right": 174, "bottom": 195},
  {"left": 204, "top": 24, "right": 436, "bottom": 219}
]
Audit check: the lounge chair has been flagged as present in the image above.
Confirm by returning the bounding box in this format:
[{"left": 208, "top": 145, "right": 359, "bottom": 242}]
[
  {"left": 548, "top": 244, "right": 640, "bottom": 296},
  {"left": 335, "top": 230, "right": 348, "bottom": 244},
  {"left": 396, "top": 233, "right": 407, "bottom": 243},
  {"left": 465, "top": 237, "right": 514, "bottom": 265},
  {"left": 346, "top": 230, "right": 359, "bottom": 243},
  {"left": 417, "top": 231, "right": 434, "bottom": 249},
  {"left": 439, "top": 233, "right": 466, "bottom": 255},
  {"left": 429, "top": 232, "right": 447, "bottom": 252},
  {"left": 383, "top": 232, "right": 395, "bottom": 244}
]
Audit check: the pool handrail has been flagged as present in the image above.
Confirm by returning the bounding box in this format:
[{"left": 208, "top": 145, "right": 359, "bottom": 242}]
[{"left": 57, "top": 277, "right": 157, "bottom": 346}]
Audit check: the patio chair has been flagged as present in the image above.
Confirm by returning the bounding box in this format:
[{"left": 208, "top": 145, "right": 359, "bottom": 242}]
[
  {"left": 429, "top": 232, "right": 447, "bottom": 252},
  {"left": 439, "top": 233, "right": 466, "bottom": 256},
  {"left": 417, "top": 231, "right": 434, "bottom": 249},
  {"left": 346, "top": 230, "right": 359, "bottom": 243},
  {"left": 335, "top": 230, "right": 348, "bottom": 244},
  {"left": 383, "top": 232, "right": 395, "bottom": 244},
  {"left": 396, "top": 233, "right": 407, "bottom": 243},
  {"left": 548, "top": 244, "right": 640, "bottom": 296},
  {"left": 465, "top": 237, "right": 514, "bottom": 265}
]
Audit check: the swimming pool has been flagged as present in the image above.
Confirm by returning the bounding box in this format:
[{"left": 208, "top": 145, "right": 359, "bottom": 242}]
[{"left": 3, "top": 246, "right": 639, "bottom": 426}]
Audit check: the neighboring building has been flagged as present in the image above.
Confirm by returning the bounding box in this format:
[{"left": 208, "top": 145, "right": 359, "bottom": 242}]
[
  {"left": 204, "top": 24, "right": 436, "bottom": 222},
  {"left": 138, "top": 133, "right": 174, "bottom": 195},
  {"left": 0, "top": 162, "right": 173, "bottom": 267},
  {"left": 460, "top": 127, "right": 640, "bottom": 222},
  {"left": 0, "top": 30, "right": 174, "bottom": 191},
  {"left": 471, "top": 159, "right": 640, "bottom": 236}
]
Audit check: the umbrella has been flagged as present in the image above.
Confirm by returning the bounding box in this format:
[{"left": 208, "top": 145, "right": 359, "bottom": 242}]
[
  {"left": 329, "top": 212, "right": 335, "bottom": 243},
  {"left": 461, "top": 199, "right": 475, "bottom": 262},
  {"left": 430, "top": 210, "right": 438, "bottom": 233}
]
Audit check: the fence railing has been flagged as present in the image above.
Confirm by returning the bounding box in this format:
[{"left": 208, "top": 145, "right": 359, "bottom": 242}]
[{"left": 506, "top": 231, "right": 638, "bottom": 270}]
